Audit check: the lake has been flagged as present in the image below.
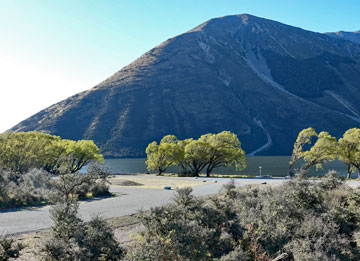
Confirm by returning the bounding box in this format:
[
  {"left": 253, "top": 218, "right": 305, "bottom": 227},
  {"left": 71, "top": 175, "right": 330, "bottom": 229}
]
[{"left": 104, "top": 156, "right": 356, "bottom": 177}]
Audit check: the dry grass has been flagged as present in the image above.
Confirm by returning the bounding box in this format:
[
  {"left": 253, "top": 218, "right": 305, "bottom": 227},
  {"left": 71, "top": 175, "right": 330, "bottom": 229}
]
[{"left": 109, "top": 175, "right": 205, "bottom": 189}]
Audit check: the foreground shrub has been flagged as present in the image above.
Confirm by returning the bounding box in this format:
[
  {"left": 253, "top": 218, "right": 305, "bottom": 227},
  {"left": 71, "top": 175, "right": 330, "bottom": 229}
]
[
  {"left": 126, "top": 172, "right": 360, "bottom": 260},
  {"left": 127, "top": 187, "right": 243, "bottom": 260},
  {"left": 0, "top": 236, "right": 24, "bottom": 261},
  {"left": 0, "top": 158, "right": 112, "bottom": 209},
  {"left": 76, "top": 162, "right": 112, "bottom": 199},
  {"left": 43, "top": 198, "right": 124, "bottom": 260},
  {"left": 0, "top": 168, "right": 52, "bottom": 208}
]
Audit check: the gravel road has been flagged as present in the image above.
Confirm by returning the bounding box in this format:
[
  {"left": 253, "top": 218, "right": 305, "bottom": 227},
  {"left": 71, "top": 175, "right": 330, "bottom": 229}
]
[{"left": 0, "top": 176, "right": 317, "bottom": 235}]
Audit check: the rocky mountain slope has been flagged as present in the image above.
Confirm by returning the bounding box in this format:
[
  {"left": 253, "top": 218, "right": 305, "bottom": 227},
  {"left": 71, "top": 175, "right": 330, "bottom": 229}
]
[{"left": 12, "top": 14, "right": 360, "bottom": 157}]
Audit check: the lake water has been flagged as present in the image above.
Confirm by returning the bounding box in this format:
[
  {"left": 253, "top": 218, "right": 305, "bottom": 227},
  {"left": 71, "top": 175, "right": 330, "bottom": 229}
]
[{"left": 104, "top": 156, "right": 355, "bottom": 177}]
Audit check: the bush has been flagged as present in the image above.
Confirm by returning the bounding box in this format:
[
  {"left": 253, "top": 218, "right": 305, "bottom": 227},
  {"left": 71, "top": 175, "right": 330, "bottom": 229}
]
[
  {"left": 127, "top": 187, "right": 243, "bottom": 260},
  {"left": 126, "top": 176, "right": 360, "bottom": 260},
  {"left": 79, "top": 216, "right": 125, "bottom": 260},
  {"left": 0, "top": 168, "right": 52, "bottom": 208},
  {"left": 0, "top": 161, "right": 111, "bottom": 209},
  {"left": 73, "top": 162, "right": 111, "bottom": 199},
  {"left": 0, "top": 236, "right": 24, "bottom": 261},
  {"left": 43, "top": 199, "right": 124, "bottom": 260}
]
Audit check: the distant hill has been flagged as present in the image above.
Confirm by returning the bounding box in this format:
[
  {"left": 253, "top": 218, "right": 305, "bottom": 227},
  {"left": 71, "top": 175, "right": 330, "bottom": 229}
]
[
  {"left": 326, "top": 30, "right": 360, "bottom": 44},
  {"left": 12, "top": 14, "right": 360, "bottom": 157}
]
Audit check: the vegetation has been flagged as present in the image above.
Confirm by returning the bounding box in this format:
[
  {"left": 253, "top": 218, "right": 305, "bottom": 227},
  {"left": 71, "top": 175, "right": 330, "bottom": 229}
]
[
  {"left": 337, "top": 128, "right": 360, "bottom": 178},
  {"left": 0, "top": 237, "right": 23, "bottom": 261},
  {"left": 43, "top": 171, "right": 124, "bottom": 261},
  {"left": 0, "top": 131, "right": 110, "bottom": 209},
  {"left": 145, "top": 135, "right": 183, "bottom": 175},
  {"left": 0, "top": 162, "right": 111, "bottom": 209},
  {"left": 145, "top": 131, "right": 246, "bottom": 177},
  {"left": 200, "top": 132, "right": 246, "bottom": 177},
  {"left": 289, "top": 127, "right": 317, "bottom": 177},
  {"left": 0, "top": 131, "right": 103, "bottom": 174},
  {"left": 0, "top": 168, "right": 53, "bottom": 208},
  {"left": 127, "top": 173, "right": 360, "bottom": 260},
  {"left": 290, "top": 127, "right": 360, "bottom": 178}
]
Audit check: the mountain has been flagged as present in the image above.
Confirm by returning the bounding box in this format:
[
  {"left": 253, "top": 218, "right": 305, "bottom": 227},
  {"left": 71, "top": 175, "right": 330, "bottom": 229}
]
[
  {"left": 326, "top": 30, "right": 360, "bottom": 44},
  {"left": 11, "top": 14, "right": 360, "bottom": 157}
]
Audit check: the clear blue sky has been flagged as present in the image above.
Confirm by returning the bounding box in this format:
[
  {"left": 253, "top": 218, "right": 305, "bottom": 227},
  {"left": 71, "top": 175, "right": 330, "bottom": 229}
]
[{"left": 0, "top": 0, "right": 359, "bottom": 132}]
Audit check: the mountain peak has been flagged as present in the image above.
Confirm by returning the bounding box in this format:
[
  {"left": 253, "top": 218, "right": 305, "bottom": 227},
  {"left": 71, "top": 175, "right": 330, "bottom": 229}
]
[
  {"left": 187, "top": 14, "right": 271, "bottom": 33},
  {"left": 11, "top": 15, "right": 360, "bottom": 157}
]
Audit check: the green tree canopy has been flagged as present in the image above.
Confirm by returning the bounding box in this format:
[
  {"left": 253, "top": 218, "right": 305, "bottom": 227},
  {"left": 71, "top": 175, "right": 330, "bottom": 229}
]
[
  {"left": 145, "top": 131, "right": 246, "bottom": 177},
  {"left": 289, "top": 127, "right": 318, "bottom": 177},
  {"left": 300, "top": 131, "right": 337, "bottom": 177},
  {"left": 337, "top": 128, "right": 360, "bottom": 178},
  {"left": 145, "top": 135, "right": 183, "bottom": 175},
  {"left": 199, "top": 131, "right": 246, "bottom": 177},
  {"left": 60, "top": 139, "right": 104, "bottom": 173},
  {"left": 183, "top": 139, "right": 210, "bottom": 176},
  {"left": 0, "top": 131, "right": 103, "bottom": 174}
]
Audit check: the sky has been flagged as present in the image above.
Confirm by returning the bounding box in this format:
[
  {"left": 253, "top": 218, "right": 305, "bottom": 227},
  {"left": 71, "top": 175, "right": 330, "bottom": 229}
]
[{"left": 0, "top": 0, "right": 359, "bottom": 133}]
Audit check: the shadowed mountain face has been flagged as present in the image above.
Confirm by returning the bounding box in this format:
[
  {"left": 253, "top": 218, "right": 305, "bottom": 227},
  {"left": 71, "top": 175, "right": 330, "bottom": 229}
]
[{"left": 12, "top": 14, "right": 360, "bottom": 157}]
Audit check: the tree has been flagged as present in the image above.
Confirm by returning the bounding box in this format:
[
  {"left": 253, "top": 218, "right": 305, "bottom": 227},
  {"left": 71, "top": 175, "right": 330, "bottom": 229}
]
[
  {"left": 289, "top": 127, "right": 318, "bottom": 177},
  {"left": 199, "top": 131, "right": 246, "bottom": 177},
  {"left": 0, "top": 131, "right": 103, "bottom": 174},
  {"left": 146, "top": 132, "right": 246, "bottom": 177},
  {"left": 176, "top": 138, "right": 193, "bottom": 175},
  {"left": 300, "top": 131, "right": 337, "bottom": 177},
  {"left": 60, "top": 139, "right": 104, "bottom": 173},
  {"left": 145, "top": 135, "right": 183, "bottom": 175},
  {"left": 183, "top": 139, "right": 210, "bottom": 176},
  {"left": 337, "top": 128, "right": 360, "bottom": 178},
  {"left": 0, "top": 131, "right": 60, "bottom": 173}
]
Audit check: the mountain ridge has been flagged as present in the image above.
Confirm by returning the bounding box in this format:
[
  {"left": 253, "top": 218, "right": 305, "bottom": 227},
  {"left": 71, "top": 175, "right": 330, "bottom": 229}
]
[{"left": 325, "top": 30, "right": 360, "bottom": 44}]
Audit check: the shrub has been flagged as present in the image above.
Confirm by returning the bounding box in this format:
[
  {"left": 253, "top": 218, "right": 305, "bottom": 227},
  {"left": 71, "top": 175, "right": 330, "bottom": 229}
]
[
  {"left": 127, "top": 176, "right": 360, "bottom": 260},
  {"left": 43, "top": 199, "right": 124, "bottom": 260},
  {"left": 0, "top": 168, "right": 52, "bottom": 208},
  {"left": 0, "top": 236, "right": 24, "bottom": 261},
  {"left": 127, "top": 187, "right": 243, "bottom": 260}
]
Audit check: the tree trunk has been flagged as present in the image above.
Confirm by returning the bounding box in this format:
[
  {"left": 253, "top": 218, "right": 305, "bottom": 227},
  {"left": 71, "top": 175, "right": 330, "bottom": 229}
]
[
  {"left": 157, "top": 168, "right": 163, "bottom": 176},
  {"left": 288, "top": 163, "right": 295, "bottom": 177},
  {"left": 206, "top": 166, "right": 213, "bottom": 177},
  {"left": 346, "top": 163, "right": 351, "bottom": 179},
  {"left": 193, "top": 170, "right": 199, "bottom": 177},
  {"left": 298, "top": 165, "right": 310, "bottom": 179}
]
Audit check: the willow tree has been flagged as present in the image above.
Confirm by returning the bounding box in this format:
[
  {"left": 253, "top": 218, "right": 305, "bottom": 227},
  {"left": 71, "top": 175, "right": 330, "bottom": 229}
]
[
  {"left": 289, "top": 127, "right": 318, "bottom": 177},
  {"left": 337, "top": 128, "right": 360, "bottom": 178},
  {"left": 61, "top": 139, "right": 104, "bottom": 173},
  {"left": 0, "top": 132, "right": 61, "bottom": 173},
  {"left": 199, "top": 131, "right": 246, "bottom": 177},
  {"left": 0, "top": 131, "right": 103, "bottom": 174},
  {"left": 300, "top": 131, "right": 337, "bottom": 177},
  {"left": 183, "top": 139, "right": 210, "bottom": 176},
  {"left": 176, "top": 138, "right": 193, "bottom": 175},
  {"left": 145, "top": 135, "right": 183, "bottom": 175}
]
